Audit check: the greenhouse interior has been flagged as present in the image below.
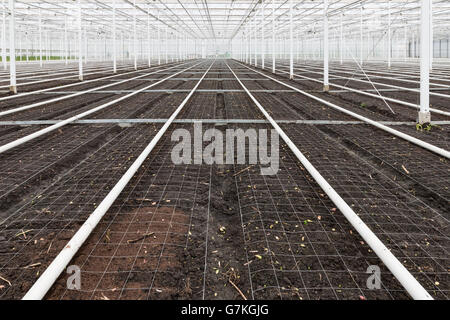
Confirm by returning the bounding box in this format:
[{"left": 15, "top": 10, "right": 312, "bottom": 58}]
[{"left": 0, "top": 0, "right": 448, "bottom": 303}]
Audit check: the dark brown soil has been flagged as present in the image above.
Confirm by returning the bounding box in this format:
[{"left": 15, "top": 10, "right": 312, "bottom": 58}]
[{"left": 0, "top": 60, "right": 448, "bottom": 301}]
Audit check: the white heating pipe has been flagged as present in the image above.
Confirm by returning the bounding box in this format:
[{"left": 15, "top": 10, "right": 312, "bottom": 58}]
[
  {"left": 237, "top": 62, "right": 450, "bottom": 160},
  {"left": 0, "top": 61, "right": 202, "bottom": 154},
  {"left": 274, "top": 64, "right": 450, "bottom": 117},
  {"left": 0, "top": 61, "right": 191, "bottom": 117},
  {"left": 0, "top": 61, "right": 177, "bottom": 103},
  {"left": 22, "top": 61, "right": 214, "bottom": 301},
  {"left": 227, "top": 61, "right": 433, "bottom": 301}
]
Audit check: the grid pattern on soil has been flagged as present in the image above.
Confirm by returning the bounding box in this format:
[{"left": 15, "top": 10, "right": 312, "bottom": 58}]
[
  {"left": 250, "top": 62, "right": 450, "bottom": 122},
  {"left": 41, "top": 124, "right": 409, "bottom": 300},
  {"left": 0, "top": 124, "right": 162, "bottom": 299},
  {"left": 0, "top": 59, "right": 448, "bottom": 301},
  {"left": 279, "top": 123, "right": 449, "bottom": 299}
]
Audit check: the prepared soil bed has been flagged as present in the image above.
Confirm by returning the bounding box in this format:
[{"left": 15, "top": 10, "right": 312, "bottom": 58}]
[
  {"left": 27, "top": 124, "right": 409, "bottom": 300},
  {"left": 0, "top": 124, "right": 163, "bottom": 299},
  {"left": 248, "top": 63, "right": 450, "bottom": 122},
  {"left": 0, "top": 60, "right": 447, "bottom": 301}
]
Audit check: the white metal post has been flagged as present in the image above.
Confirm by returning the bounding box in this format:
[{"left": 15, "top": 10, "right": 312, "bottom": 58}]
[
  {"left": 2, "top": 0, "right": 6, "bottom": 70},
  {"left": 202, "top": 39, "right": 206, "bottom": 59},
  {"left": 388, "top": 0, "right": 391, "bottom": 69},
  {"left": 175, "top": 34, "right": 181, "bottom": 61},
  {"left": 323, "top": 0, "right": 329, "bottom": 91},
  {"left": 254, "top": 17, "right": 257, "bottom": 67},
  {"left": 113, "top": 0, "right": 117, "bottom": 73},
  {"left": 8, "top": 0, "right": 16, "bottom": 94},
  {"left": 261, "top": 2, "right": 265, "bottom": 69},
  {"left": 133, "top": 0, "right": 137, "bottom": 70},
  {"left": 360, "top": 4, "right": 363, "bottom": 66},
  {"left": 429, "top": 0, "right": 433, "bottom": 71},
  {"left": 64, "top": 13, "right": 68, "bottom": 65},
  {"left": 84, "top": 28, "right": 87, "bottom": 64},
  {"left": 249, "top": 24, "right": 252, "bottom": 65},
  {"left": 272, "top": 0, "right": 275, "bottom": 73},
  {"left": 157, "top": 11, "right": 161, "bottom": 65},
  {"left": 404, "top": 24, "right": 407, "bottom": 62},
  {"left": 17, "top": 32, "right": 20, "bottom": 62},
  {"left": 165, "top": 27, "right": 168, "bottom": 64},
  {"left": 340, "top": 13, "right": 343, "bottom": 65},
  {"left": 39, "top": 8, "right": 42, "bottom": 67},
  {"left": 78, "top": 0, "right": 83, "bottom": 81},
  {"left": 289, "top": 0, "right": 293, "bottom": 79},
  {"left": 147, "top": 8, "right": 151, "bottom": 67},
  {"left": 25, "top": 32, "right": 29, "bottom": 62},
  {"left": 419, "top": 0, "right": 431, "bottom": 125}
]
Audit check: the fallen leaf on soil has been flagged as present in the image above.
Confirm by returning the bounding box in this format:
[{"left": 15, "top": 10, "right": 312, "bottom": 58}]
[
  {"left": 0, "top": 275, "right": 11, "bottom": 286},
  {"left": 127, "top": 232, "right": 155, "bottom": 244},
  {"left": 401, "top": 165, "right": 410, "bottom": 175}
]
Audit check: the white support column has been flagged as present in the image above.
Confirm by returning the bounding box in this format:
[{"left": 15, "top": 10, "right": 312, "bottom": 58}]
[
  {"left": 64, "top": 13, "right": 68, "bottom": 65},
  {"left": 17, "top": 32, "right": 20, "bottom": 62},
  {"left": 388, "top": 0, "right": 391, "bottom": 69},
  {"left": 340, "top": 13, "right": 343, "bottom": 65},
  {"left": 133, "top": 0, "right": 137, "bottom": 70},
  {"left": 157, "top": 11, "right": 161, "bottom": 65},
  {"left": 289, "top": 0, "right": 293, "bottom": 79},
  {"left": 165, "top": 27, "right": 168, "bottom": 64},
  {"left": 272, "top": 0, "right": 275, "bottom": 73},
  {"left": 8, "top": 0, "right": 16, "bottom": 94},
  {"left": 78, "top": 0, "right": 83, "bottom": 81},
  {"left": 360, "top": 4, "right": 363, "bottom": 66},
  {"left": 323, "top": 0, "right": 329, "bottom": 92},
  {"left": 249, "top": 24, "right": 252, "bottom": 65},
  {"left": 419, "top": 0, "right": 431, "bottom": 125},
  {"left": 176, "top": 33, "right": 180, "bottom": 62},
  {"left": 253, "top": 17, "right": 257, "bottom": 67},
  {"left": 404, "top": 24, "right": 407, "bottom": 62},
  {"left": 2, "top": 0, "right": 6, "bottom": 70},
  {"left": 261, "top": 2, "right": 265, "bottom": 69},
  {"left": 83, "top": 28, "right": 87, "bottom": 64},
  {"left": 147, "top": 8, "right": 151, "bottom": 67},
  {"left": 202, "top": 39, "right": 206, "bottom": 59},
  {"left": 112, "top": 0, "right": 117, "bottom": 73},
  {"left": 429, "top": 0, "right": 433, "bottom": 70},
  {"left": 25, "top": 32, "right": 29, "bottom": 62},
  {"left": 39, "top": 8, "right": 43, "bottom": 67}
]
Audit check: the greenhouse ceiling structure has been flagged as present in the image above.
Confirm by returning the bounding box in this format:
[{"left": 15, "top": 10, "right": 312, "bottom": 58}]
[{"left": 0, "top": 0, "right": 448, "bottom": 304}]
